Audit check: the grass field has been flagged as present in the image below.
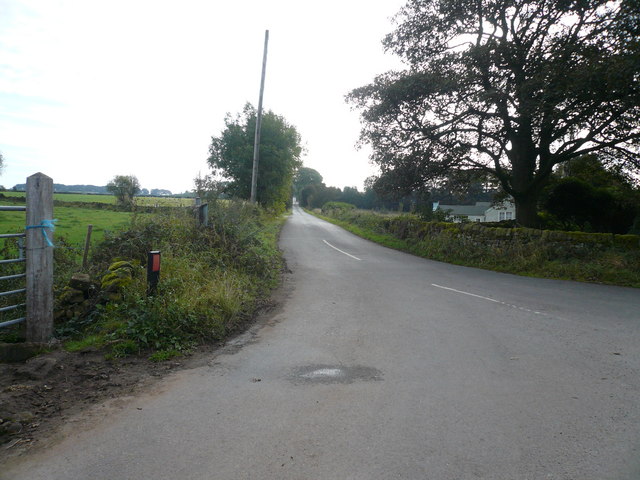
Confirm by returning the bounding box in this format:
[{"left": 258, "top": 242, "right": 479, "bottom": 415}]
[
  {"left": 0, "top": 192, "right": 196, "bottom": 255},
  {"left": 0, "top": 203, "right": 135, "bottom": 245},
  {"left": 0, "top": 192, "right": 199, "bottom": 269},
  {"left": 1, "top": 191, "right": 196, "bottom": 207},
  {"left": 2, "top": 192, "right": 116, "bottom": 204}
]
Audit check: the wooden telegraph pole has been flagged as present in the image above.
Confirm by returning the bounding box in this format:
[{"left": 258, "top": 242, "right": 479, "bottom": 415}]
[{"left": 250, "top": 30, "right": 269, "bottom": 204}]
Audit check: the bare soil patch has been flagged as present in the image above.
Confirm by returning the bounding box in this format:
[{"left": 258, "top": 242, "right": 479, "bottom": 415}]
[{"left": 0, "top": 342, "right": 222, "bottom": 462}]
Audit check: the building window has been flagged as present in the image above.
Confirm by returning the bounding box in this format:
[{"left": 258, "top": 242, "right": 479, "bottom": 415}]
[
  {"left": 499, "top": 212, "right": 506, "bottom": 221},
  {"left": 506, "top": 211, "right": 513, "bottom": 220}
]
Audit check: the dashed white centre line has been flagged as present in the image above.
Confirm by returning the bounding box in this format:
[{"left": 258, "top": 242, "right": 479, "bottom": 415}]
[
  {"left": 432, "top": 283, "right": 545, "bottom": 316},
  {"left": 323, "top": 240, "right": 362, "bottom": 261}
]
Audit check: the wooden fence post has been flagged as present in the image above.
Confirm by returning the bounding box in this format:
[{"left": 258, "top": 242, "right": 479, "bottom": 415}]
[
  {"left": 26, "top": 173, "right": 54, "bottom": 342},
  {"left": 194, "top": 197, "right": 208, "bottom": 227},
  {"left": 82, "top": 224, "right": 93, "bottom": 271},
  {"left": 199, "top": 203, "right": 209, "bottom": 227}
]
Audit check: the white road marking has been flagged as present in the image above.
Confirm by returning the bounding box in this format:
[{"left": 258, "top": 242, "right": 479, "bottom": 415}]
[
  {"left": 432, "top": 284, "right": 501, "bottom": 303},
  {"left": 323, "top": 240, "right": 362, "bottom": 261},
  {"left": 432, "top": 283, "right": 546, "bottom": 316}
]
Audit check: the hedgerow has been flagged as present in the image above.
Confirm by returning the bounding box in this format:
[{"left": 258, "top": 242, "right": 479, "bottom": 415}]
[
  {"left": 316, "top": 208, "right": 640, "bottom": 287},
  {"left": 56, "top": 200, "right": 284, "bottom": 358}
]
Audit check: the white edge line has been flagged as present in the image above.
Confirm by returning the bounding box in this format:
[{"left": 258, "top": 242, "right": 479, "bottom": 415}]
[
  {"left": 432, "top": 284, "right": 500, "bottom": 303},
  {"left": 432, "top": 283, "right": 546, "bottom": 316},
  {"left": 323, "top": 240, "right": 362, "bottom": 261}
]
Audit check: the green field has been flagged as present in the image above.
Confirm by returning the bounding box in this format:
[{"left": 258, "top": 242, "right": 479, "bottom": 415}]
[
  {"left": 0, "top": 193, "right": 197, "bottom": 263},
  {"left": 2, "top": 192, "right": 116, "bottom": 204},
  {"left": 1, "top": 191, "right": 196, "bottom": 207},
  {"left": 0, "top": 204, "right": 135, "bottom": 245}
]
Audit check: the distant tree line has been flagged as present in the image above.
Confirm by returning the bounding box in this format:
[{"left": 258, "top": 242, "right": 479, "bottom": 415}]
[
  {"left": 11, "top": 183, "right": 110, "bottom": 194},
  {"left": 296, "top": 153, "right": 640, "bottom": 234},
  {"left": 293, "top": 167, "right": 500, "bottom": 217},
  {"left": 10, "top": 183, "right": 173, "bottom": 197}
]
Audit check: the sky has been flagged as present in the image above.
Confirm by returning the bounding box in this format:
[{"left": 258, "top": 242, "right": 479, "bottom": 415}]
[{"left": 0, "top": 0, "right": 406, "bottom": 193}]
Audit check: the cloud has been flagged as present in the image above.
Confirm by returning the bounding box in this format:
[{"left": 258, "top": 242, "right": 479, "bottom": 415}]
[{"left": 0, "top": 0, "right": 404, "bottom": 191}]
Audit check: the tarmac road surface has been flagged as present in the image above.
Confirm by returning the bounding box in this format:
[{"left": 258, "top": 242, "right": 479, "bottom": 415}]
[{"left": 3, "top": 206, "right": 640, "bottom": 479}]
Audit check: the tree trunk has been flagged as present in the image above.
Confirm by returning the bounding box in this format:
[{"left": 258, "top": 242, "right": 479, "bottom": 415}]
[
  {"left": 515, "top": 196, "right": 540, "bottom": 228},
  {"left": 510, "top": 140, "right": 542, "bottom": 228}
]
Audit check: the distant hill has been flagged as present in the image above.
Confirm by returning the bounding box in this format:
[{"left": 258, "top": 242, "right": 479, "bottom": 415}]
[
  {"left": 11, "top": 184, "right": 173, "bottom": 195},
  {"left": 11, "top": 183, "right": 109, "bottom": 194}
]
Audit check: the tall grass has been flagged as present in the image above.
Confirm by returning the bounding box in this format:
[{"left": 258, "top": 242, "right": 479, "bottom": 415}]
[{"left": 57, "top": 201, "right": 284, "bottom": 357}]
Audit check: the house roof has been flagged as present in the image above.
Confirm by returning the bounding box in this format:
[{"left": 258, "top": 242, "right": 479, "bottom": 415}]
[{"left": 438, "top": 202, "right": 491, "bottom": 217}]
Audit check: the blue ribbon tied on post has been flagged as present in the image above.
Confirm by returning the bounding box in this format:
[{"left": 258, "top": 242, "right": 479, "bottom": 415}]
[{"left": 26, "top": 219, "right": 58, "bottom": 247}]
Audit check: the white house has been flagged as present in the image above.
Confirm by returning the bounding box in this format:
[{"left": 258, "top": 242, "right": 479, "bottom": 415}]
[{"left": 435, "top": 201, "right": 516, "bottom": 223}]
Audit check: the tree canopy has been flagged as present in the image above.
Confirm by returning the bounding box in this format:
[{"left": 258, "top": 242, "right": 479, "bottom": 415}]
[
  {"left": 541, "top": 155, "right": 639, "bottom": 232},
  {"left": 106, "top": 175, "right": 140, "bottom": 208},
  {"left": 208, "top": 104, "right": 303, "bottom": 212},
  {"left": 293, "top": 167, "right": 323, "bottom": 199},
  {"left": 348, "top": 0, "right": 640, "bottom": 227}
]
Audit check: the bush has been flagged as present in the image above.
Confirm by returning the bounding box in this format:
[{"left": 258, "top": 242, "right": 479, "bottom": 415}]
[
  {"left": 321, "top": 202, "right": 356, "bottom": 214},
  {"left": 55, "top": 200, "right": 284, "bottom": 356}
]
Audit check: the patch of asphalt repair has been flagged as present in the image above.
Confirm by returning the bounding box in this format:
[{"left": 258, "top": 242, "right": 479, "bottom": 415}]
[{"left": 290, "top": 365, "right": 383, "bottom": 385}]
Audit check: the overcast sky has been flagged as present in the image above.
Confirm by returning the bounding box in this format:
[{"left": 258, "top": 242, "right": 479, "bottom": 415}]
[{"left": 0, "top": 0, "right": 406, "bottom": 193}]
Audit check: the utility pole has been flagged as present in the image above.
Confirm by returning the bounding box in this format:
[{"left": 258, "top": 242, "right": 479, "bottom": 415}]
[{"left": 250, "top": 29, "right": 269, "bottom": 204}]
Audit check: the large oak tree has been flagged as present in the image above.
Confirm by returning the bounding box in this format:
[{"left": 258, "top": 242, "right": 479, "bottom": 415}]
[{"left": 348, "top": 0, "right": 640, "bottom": 226}]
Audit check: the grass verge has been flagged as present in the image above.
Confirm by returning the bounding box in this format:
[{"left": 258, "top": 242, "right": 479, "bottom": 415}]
[
  {"left": 310, "top": 208, "right": 640, "bottom": 288},
  {"left": 1, "top": 201, "right": 286, "bottom": 358},
  {"left": 73, "top": 202, "right": 284, "bottom": 359}
]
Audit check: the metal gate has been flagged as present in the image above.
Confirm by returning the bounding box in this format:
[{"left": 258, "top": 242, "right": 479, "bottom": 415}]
[{"left": 0, "top": 205, "right": 27, "bottom": 328}]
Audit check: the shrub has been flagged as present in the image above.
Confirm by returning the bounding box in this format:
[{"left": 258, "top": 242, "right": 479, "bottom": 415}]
[
  {"left": 321, "top": 202, "right": 356, "bottom": 214},
  {"left": 56, "top": 200, "right": 284, "bottom": 356}
]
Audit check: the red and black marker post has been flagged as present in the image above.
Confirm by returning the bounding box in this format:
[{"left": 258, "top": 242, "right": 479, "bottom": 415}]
[{"left": 147, "top": 250, "right": 161, "bottom": 296}]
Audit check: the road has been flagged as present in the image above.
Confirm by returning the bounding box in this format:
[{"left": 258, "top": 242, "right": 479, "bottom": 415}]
[{"left": 3, "top": 206, "right": 640, "bottom": 479}]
